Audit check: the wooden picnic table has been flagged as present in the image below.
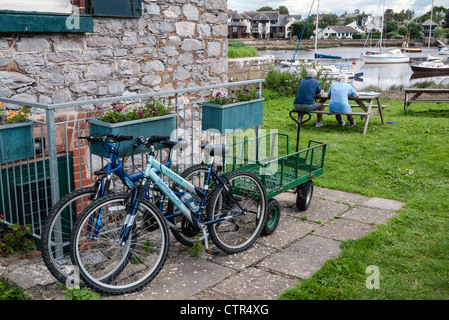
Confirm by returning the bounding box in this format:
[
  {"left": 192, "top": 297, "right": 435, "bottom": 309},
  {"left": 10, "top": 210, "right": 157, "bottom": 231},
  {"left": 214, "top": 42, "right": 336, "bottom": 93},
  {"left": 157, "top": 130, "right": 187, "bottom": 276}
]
[
  {"left": 403, "top": 88, "right": 449, "bottom": 111},
  {"left": 311, "top": 92, "right": 387, "bottom": 135}
]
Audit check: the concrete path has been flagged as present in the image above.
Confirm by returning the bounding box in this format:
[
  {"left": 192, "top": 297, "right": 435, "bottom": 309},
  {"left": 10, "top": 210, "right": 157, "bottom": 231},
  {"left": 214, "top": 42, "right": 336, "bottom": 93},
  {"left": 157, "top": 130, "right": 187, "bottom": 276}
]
[{"left": 0, "top": 186, "right": 404, "bottom": 300}]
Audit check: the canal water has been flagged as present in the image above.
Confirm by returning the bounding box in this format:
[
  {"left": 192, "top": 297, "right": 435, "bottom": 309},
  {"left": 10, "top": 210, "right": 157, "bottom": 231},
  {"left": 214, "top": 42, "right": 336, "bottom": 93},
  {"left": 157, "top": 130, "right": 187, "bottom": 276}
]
[{"left": 260, "top": 46, "right": 449, "bottom": 91}]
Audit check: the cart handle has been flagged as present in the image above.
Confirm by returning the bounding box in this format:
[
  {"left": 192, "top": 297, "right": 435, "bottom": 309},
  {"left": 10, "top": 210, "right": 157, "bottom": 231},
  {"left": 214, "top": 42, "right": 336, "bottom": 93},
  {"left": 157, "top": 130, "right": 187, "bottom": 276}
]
[{"left": 289, "top": 109, "right": 312, "bottom": 127}]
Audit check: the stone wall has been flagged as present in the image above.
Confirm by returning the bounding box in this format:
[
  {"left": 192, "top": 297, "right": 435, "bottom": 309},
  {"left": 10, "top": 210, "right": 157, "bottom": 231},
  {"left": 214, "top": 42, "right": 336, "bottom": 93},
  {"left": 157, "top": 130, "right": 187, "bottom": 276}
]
[
  {"left": 0, "top": 0, "right": 229, "bottom": 112},
  {"left": 228, "top": 55, "right": 274, "bottom": 82}
]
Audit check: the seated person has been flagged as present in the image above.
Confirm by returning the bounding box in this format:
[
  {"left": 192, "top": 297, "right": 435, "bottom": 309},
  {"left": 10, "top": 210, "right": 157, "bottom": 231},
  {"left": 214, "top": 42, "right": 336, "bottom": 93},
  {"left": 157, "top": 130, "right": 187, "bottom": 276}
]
[
  {"left": 328, "top": 74, "right": 359, "bottom": 127},
  {"left": 293, "top": 69, "right": 325, "bottom": 127}
]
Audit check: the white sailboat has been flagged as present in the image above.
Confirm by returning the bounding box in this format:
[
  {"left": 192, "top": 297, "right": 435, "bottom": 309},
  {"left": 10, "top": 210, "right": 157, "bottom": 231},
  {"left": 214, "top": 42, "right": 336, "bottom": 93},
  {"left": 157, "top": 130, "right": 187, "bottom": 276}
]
[
  {"left": 313, "top": 0, "right": 356, "bottom": 78},
  {"left": 361, "top": 0, "right": 409, "bottom": 64}
]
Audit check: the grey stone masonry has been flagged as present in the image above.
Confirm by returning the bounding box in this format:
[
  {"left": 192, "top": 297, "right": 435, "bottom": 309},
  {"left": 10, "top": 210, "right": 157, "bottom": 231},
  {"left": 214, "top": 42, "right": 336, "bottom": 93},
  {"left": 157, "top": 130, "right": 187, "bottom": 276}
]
[{"left": 0, "top": 0, "right": 228, "bottom": 111}]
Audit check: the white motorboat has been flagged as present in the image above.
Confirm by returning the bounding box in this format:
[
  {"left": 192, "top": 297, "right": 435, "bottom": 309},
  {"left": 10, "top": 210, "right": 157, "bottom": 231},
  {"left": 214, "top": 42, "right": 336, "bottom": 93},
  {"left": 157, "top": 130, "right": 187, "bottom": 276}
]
[{"left": 411, "top": 59, "right": 449, "bottom": 73}]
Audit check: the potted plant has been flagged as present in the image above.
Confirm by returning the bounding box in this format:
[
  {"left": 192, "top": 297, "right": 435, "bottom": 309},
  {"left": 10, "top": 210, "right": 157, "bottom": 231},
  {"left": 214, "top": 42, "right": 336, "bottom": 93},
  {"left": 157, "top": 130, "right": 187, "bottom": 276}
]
[
  {"left": 87, "top": 96, "right": 177, "bottom": 158},
  {"left": 201, "top": 86, "right": 264, "bottom": 133},
  {"left": 0, "top": 104, "right": 34, "bottom": 163}
]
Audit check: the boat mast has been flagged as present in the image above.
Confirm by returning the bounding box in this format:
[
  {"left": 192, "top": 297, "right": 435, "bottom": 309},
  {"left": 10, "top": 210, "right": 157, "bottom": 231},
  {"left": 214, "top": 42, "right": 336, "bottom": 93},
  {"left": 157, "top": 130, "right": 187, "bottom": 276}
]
[
  {"left": 428, "top": 0, "right": 434, "bottom": 50},
  {"left": 315, "top": 0, "right": 319, "bottom": 55},
  {"left": 380, "top": 0, "right": 384, "bottom": 53}
]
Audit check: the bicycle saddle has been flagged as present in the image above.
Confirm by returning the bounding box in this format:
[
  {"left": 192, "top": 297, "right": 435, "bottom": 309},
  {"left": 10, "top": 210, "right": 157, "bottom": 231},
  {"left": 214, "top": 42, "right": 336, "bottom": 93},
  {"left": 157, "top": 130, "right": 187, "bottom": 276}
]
[
  {"left": 200, "top": 143, "right": 230, "bottom": 157},
  {"left": 161, "top": 139, "right": 188, "bottom": 150}
]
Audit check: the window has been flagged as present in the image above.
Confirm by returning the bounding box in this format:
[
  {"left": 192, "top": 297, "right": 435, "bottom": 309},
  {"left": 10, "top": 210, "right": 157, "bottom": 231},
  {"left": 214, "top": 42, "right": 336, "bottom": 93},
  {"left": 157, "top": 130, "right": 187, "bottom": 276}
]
[
  {"left": 0, "top": 0, "right": 142, "bottom": 33},
  {"left": 88, "top": 0, "right": 142, "bottom": 18},
  {"left": 0, "top": 0, "right": 72, "bottom": 14}
]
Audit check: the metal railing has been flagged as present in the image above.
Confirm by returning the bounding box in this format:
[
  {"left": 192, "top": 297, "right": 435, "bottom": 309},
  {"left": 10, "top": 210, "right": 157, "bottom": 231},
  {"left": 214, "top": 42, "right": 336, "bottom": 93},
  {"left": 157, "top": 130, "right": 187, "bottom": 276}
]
[{"left": 0, "top": 79, "right": 264, "bottom": 240}]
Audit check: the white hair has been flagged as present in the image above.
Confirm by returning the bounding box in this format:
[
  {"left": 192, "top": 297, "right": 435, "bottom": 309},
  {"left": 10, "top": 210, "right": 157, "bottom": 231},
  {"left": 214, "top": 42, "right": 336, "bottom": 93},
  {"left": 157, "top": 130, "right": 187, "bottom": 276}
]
[
  {"left": 307, "top": 69, "right": 317, "bottom": 78},
  {"left": 338, "top": 74, "right": 348, "bottom": 83}
]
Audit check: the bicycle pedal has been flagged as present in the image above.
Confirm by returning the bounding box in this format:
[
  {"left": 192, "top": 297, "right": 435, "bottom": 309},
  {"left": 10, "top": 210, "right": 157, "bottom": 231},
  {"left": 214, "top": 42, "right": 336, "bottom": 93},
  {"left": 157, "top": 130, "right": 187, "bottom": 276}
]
[{"left": 205, "top": 248, "right": 220, "bottom": 255}]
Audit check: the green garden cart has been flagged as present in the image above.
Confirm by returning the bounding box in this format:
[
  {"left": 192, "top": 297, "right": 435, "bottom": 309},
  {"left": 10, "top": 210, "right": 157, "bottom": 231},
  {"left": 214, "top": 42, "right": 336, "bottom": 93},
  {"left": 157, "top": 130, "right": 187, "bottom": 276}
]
[{"left": 223, "top": 109, "right": 326, "bottom": 235}]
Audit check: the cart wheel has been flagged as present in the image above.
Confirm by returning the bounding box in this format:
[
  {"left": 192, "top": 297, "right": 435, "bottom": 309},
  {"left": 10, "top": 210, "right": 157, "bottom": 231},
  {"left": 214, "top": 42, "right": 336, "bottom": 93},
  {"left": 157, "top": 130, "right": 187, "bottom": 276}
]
[
  {"left": 296, "top": 180, "right": 314, "bottom": 211},
  {"left": 262, "top": 198, "right": 281, "bottom": 236}
]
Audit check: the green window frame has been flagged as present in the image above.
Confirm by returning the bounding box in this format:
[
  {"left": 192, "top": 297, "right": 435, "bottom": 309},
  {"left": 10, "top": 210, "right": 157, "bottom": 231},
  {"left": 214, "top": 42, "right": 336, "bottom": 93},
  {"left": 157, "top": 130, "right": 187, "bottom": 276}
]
[
  {"left": 88, "top": 0, "right": 142, "bottom": 18},
  {"left": 0, "top": 0, "right": 142, "bottom": 33}
]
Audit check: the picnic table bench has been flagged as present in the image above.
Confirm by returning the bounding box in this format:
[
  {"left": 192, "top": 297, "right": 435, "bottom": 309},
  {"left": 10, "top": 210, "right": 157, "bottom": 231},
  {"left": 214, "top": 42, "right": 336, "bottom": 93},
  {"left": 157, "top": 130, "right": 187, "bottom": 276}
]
[
  {"left": 310, "top": 92, "right": 388, "bottom": 135},
  {"left": 403, "top": 88, "right": 449, "bottom": 111}
]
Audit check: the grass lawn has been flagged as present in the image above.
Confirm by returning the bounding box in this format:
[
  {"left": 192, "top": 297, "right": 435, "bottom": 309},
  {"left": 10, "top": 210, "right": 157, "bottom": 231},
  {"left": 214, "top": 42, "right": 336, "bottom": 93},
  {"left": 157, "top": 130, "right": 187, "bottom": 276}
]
[{"left": 261, "top": 89, "right": 449, "bottom": 299}]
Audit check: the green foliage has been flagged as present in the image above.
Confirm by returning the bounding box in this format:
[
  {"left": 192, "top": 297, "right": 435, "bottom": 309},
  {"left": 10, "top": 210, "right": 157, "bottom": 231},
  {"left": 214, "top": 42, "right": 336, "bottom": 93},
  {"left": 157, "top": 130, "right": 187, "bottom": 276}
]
[
  {"left": 0, "top": 105, "right": 31, "bottom": 125},
  {"left": 188, "top": 237, "right": 203, "bottom": 257},
  {"left": 0, "top": 278, "right": 30, "bottom": 300},
  {"left": 407, "top": 22, "right": 422, "bottom": 39},
  {"left": 62, "top": 285, "right": 100, "bottom": 300},
  {"left": 291, "top": 21, "right": 314, "bottom": 40},
  {"left": 210, "top": 86, "right": 260, "bottom": 105},
  {"left": 88, "top": 97, "right": 174, "bottom": 124},
  {"left": 264, "top": 64, "right": 331, "bottom": 97},
  {"left": 0, "top": 216, "right": 37, "bottom": 257}
]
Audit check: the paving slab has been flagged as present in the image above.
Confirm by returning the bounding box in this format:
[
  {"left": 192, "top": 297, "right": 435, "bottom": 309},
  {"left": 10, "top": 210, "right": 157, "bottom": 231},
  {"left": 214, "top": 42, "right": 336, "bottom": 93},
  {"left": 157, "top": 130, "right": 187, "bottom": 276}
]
[
  {"left": 341, "top": 206, "right": 400, "bottom": 225},
  {"left": 258, "top": 235, "right": 341, "bottom": 279},
  {"left": 211, "top": 267, "right": 298, "bottom": 300},
  {"left": 313, "top": 218, "right": 377, "bottom": 241}
]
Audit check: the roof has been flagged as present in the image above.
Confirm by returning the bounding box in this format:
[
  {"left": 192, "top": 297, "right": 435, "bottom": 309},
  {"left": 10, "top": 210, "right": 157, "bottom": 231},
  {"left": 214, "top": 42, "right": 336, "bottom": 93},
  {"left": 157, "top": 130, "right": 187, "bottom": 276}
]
[{"left": 325, "top": 25, "right": 359, "bottom": 33}]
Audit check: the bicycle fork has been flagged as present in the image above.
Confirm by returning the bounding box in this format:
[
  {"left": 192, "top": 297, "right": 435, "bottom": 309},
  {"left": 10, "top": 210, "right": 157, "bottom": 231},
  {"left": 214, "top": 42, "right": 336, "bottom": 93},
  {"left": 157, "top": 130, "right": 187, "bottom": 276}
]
[{"left": 119, "top": 183, "right": 146, "bottom": 246}]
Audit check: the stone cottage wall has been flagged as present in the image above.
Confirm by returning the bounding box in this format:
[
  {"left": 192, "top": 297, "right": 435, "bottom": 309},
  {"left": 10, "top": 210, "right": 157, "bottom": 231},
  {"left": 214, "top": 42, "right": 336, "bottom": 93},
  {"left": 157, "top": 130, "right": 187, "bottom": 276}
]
[
  {"left": 0, "top": 0, "right": 229, "bottom": 191},
  {"left": 0, "top": 0, "right": 229, "bottom": 110}
]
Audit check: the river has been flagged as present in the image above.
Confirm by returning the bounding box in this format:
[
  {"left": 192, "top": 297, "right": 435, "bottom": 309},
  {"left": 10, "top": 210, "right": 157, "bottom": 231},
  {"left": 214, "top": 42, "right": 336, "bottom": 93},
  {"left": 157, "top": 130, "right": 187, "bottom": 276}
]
[{"left": 259, "top": 46, "right": 449, "bottom": 91}]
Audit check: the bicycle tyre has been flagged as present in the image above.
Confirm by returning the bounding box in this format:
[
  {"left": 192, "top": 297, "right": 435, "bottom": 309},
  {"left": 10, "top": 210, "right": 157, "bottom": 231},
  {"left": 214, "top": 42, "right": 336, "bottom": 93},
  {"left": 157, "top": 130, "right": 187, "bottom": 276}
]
[
  {"left": 206, "top": 171, "right": 268, "bottom": 254},
  {"left": 41, "top": 186, "right": 98, "bottom": 286},
  {"left": 70, "top": 192, "right": 169, "bottom": 295}
]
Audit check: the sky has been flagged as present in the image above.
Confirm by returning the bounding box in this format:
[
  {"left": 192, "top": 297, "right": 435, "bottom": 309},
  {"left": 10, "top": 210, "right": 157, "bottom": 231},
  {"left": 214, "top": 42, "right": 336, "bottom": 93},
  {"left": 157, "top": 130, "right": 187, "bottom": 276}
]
[{"left": 227, "top": 0, "right": 447, "bottom": 18}]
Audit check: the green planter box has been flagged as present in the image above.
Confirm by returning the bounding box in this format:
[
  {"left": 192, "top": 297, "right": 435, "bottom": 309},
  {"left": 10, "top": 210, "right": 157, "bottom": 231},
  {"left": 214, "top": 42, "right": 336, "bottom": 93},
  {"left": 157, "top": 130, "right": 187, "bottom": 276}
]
[
  {"left": 88, "top": 113, "right": 177, "bottom": 158},
  {"left": 0, "top": 121, "right": 34, "bottom": 163},
  {"left": 201, "top": 98, "right": 264, "bottom": 133}
]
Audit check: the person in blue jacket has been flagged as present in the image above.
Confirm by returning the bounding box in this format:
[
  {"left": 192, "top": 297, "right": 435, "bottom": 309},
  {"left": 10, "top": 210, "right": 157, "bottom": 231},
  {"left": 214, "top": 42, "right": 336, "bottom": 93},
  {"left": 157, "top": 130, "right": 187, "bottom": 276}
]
[
  {"left": 293, "top": 69, "right": 325, "bottom": 127},
  {"left": 328, "top": 74, "right": 359, "bottom": 127}
]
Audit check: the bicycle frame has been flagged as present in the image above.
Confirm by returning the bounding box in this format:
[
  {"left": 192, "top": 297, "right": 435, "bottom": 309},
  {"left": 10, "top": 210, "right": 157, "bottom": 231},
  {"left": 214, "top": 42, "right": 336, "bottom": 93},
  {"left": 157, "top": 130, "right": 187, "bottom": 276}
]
[
  {"left": 119, "top": 145, "right": 247, "bottom": 251},
  {"left": 87, "top": 141, "right": 171, "bottom": 239}
]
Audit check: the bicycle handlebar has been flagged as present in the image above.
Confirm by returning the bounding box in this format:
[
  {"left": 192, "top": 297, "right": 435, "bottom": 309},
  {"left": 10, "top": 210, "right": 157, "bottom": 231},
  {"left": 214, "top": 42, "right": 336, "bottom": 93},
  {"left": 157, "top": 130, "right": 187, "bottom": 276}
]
[{"left": 79, "top": 134, "right": 134, "bottom": 143}]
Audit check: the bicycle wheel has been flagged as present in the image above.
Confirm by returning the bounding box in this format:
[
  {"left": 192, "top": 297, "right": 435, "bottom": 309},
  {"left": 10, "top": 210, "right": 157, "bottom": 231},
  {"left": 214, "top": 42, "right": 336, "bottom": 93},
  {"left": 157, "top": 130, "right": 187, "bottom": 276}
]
[
  {"left": 206, "top": 171, "right": 267, "bottom": 254},
  {"left": 70, "top": 192, "right": 169, "bottom": 295},
  {"left": 167, "top": 164, "right": 218, "bottom": 247},
  {"left": 41, "top": 186, "right": 98, "bottom": 286}
]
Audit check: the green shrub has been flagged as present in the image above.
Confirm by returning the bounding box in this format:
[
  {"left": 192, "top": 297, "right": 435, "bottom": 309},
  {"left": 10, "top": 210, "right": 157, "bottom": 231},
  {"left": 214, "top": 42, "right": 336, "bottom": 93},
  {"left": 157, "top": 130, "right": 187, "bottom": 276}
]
[{"left": 264, "top": 63, "right": 331, "bottom": 97}]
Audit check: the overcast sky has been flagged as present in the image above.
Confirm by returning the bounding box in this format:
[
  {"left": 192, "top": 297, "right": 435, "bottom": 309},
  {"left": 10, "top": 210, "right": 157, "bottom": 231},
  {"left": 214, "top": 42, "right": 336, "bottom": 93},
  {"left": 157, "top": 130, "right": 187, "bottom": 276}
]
[{"left": 228, "top": 0, "right": 447, "bottom": 18}]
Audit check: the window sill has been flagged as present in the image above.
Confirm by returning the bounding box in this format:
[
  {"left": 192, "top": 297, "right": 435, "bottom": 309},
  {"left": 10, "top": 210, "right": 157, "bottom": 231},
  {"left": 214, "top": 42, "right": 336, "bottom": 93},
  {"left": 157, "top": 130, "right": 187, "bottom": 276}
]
[{"left": 0, "top": 10, "right": 93, "bottom": 33}]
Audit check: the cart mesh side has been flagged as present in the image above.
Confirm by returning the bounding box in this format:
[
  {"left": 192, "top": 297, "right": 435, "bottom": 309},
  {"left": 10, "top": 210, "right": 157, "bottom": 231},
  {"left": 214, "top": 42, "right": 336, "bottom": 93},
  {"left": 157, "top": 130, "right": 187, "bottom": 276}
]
[{"left": 224, "top": 135, "right": 326, "bottom": 198}]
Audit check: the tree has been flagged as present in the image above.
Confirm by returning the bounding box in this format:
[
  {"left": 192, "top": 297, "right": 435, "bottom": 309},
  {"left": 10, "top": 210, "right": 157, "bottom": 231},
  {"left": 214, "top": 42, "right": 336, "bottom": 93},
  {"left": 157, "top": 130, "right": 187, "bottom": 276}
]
[
  {"left": 386, "top": 20, "right": 398, "bottom": 33},
  {"left": 278, "top": 6, "right": 289, "bottom": 15},
  {"left": 291, "top": 21, "right": 315, "bottom": 40},
  {"left": 257, "top": 6, "right": 274, "bottom": 11},
  {"left": 397, "top": 25, "right": 408, "bottom": 36},
  {"left": 407, "top": 22, "right": 422, "bottom": 39},
  {"left": 318, "top": 14, "right": 338, "bottom": 29},
  {"left": 344, "top": 17, "right": 355, "bottom": 25}
]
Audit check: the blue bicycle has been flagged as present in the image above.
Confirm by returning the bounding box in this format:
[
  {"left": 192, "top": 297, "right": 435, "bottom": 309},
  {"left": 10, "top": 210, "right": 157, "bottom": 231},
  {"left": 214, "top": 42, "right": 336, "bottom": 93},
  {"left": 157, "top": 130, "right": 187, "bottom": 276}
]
[
  {"left": 70, "top": 135, "right": 268, "bottom": 295},
  {"left": 41, "top": 133, "right": 199, "bottom": 286}
]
